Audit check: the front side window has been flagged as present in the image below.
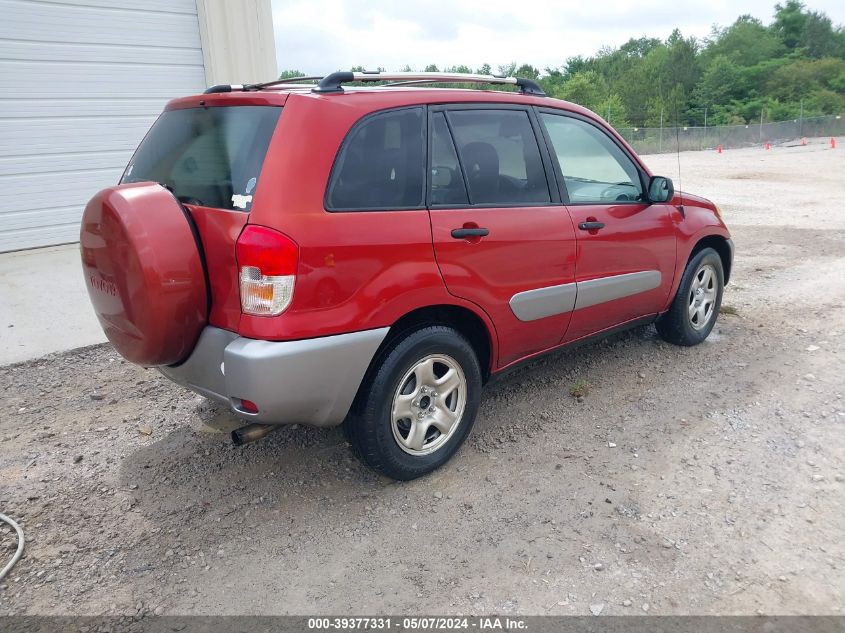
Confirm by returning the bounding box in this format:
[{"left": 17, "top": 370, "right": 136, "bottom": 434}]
[
  {"left": 327, "top": 107, "right": 425, "bottom": 210},
  {"left": 540, "top": 113, "right": 643, "bottom": 204},
  {"left": 123, "top": 105, "right": 281, "bottom": 212},
  {"left": 447, "top": 110, "right": 550, "bottom": 205}
]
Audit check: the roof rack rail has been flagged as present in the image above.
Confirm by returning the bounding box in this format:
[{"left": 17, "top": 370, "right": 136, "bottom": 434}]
[
  {"left": 311, "top": 71, "right": 546, "bottom": 96},
  {"left": 204, "top": 76, "right": 322, "bottom": 94}
]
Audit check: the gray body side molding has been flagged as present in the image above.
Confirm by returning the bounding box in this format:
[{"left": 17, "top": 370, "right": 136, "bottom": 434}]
[
  {"left": 574, "top": 270, "right": 662, "bottom": 310},
  {"left": 509, "top": 270, "right": 662, "bottom": 321},
  {"left": 160, "top": 326, "right": 389, "bottom": 427},
  {"left": 510, "top": 282, "right": 577, "bottom": 322}
]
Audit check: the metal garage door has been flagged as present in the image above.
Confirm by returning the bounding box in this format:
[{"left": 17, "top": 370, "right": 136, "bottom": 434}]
[{"left": 0, "top": 0, "right": 207, "bottom": 252}]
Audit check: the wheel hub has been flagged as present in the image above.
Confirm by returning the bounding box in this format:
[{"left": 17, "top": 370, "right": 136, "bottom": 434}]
[
  {"left": 391, "top": 354, "right": 467, "bottom": 456},
  {"left": 688, "top": 263, "right": 717, "bottom": 330}
]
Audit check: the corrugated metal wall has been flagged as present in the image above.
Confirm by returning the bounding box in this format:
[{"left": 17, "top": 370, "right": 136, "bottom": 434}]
[{"left": 0, "top": 0, "right": 207, "bottom": 252}]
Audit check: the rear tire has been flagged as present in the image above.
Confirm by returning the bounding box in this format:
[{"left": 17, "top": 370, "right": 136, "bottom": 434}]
[
  {"left": 344, "top": 326, "right": 482, "bottom": 480},
  {"left": 656, "top": 247, "right": 724, "bottom": 346}
]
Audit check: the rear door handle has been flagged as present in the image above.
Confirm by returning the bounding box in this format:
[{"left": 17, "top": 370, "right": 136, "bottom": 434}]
[
  {"left": 578, "top": 221, "right": 605, "bottom": 231},
  {"left": 451, "top": 227, "right": 489, "bottom": 239}
]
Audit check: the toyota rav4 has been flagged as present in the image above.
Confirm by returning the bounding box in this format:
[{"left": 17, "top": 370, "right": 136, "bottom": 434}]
[{"left": 81, "top": 71, "right": 733, "bottom": 480}]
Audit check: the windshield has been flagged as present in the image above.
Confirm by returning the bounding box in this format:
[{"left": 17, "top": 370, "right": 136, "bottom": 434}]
[{"left": 122, "top": 106, "right": 281, "bottom": 212}]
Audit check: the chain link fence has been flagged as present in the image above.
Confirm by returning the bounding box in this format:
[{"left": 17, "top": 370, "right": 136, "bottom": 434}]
[{"left": 616, "top": 114, "right": 845, "bottom": 154}]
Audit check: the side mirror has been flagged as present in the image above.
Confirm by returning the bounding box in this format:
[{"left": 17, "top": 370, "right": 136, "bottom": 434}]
[{"left": 648, "top": 176, "right": 674, "bottom": 203}]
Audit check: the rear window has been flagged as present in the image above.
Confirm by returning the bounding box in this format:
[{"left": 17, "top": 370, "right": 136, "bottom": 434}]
[{"left": 122, "top": 106, "right": 281, "bottom": 212}]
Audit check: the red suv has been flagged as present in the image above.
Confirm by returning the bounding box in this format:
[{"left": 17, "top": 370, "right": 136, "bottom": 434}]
[{"left": 81, "top": 72, "right": 732, "bottom": 480}]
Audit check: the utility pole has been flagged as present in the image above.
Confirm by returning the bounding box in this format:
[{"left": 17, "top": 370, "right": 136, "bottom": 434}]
[
  {"left": 659, "top": 106, "right": 664, "bottom": 153},
  {"left": 703, "top": 106, "right": 708, "bottom": 150},
  {"left": 759, "top": 108, "right": 764, "bottom": 142},
  {"left": 799, "top": 98, "right": 804, "bottom": 138}
]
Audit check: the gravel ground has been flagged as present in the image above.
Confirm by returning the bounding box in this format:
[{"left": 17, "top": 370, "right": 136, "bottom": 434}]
[{"left": 1, "top": 138, "right": 844, "bottom": 617}]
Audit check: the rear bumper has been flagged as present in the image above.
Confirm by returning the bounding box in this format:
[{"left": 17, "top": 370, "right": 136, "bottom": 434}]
[{"left": 160, "top": 326, "right": 389, "bottom": 427}]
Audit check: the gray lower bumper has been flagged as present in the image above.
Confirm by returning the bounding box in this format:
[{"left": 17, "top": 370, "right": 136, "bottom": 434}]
[{"left": 160, "top": 326, "right": 389, "bottom": 427}]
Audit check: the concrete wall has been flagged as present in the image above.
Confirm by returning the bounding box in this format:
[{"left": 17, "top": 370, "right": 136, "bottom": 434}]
[{"left": 196, "top": 0, "right": 277, "bottom": 86}]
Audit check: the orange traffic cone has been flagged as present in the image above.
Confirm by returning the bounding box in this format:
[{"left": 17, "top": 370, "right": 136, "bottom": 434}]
[
  {"left": 801, "top": 137, "right": 807, "bottom": 146},
  {"left": 832, "top": 137, "right": 837, "bottom": 149},
  {"left": 764, "top": 142, "right": 771, "bottom": 150},
  {"left": 717, "top": 144, "right": 723, "bottom": 154}
]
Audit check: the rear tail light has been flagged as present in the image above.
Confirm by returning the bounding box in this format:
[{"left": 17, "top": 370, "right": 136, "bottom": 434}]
[{"left": 236, "top": 225, "right": 298, "bottom": 316}]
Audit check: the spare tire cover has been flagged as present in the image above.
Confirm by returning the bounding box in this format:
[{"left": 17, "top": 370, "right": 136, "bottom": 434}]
[{"left": 80, "top": 182, "right": 208, "bottom": 366}]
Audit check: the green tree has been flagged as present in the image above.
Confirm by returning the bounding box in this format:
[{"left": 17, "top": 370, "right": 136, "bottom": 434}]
[
  {"left": 515, "top": 64, "right": 540, "bottom": 80},
  {"left": 704, "top": 16, "right": 784, "bottom": 67},
  {"left": 665, "top": 29, "right": 701, "bottom": 95},
  {"left": 553, "top": 70, "right": 606, "bottom": 112},
  {"left": 497, "top": 62, "right": 518, "bottom": 77},
  {"left": 386, "top": 0, "right": 845, "bottom": 126},
  {"left": 443, "top": 64, "right": 472, "bottom": 74},
  {"left": 772, "top": 0, "right": 809, "bottom": 50},
  {"left": 767, "top": 57, "right": 845, "bottom": 100},
  {"left": 278, "top": 69, "right": 306, "bottom": 79},
  {"left": 800, "top": 11, "right": 845, "bottom": 58},
  {"left": 597, "top": 93, "right": 629, "bottom": 126},
  {"left": 695, "top": 55, "right": 746, "bottom": 107},
  {"left": 562, "top": 56, "right": 590, "bottom": 80}
]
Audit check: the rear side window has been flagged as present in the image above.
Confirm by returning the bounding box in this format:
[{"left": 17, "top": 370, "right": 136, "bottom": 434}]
[
  {"left": 327, "top": 107, "right": 425, "bottom": 211},
  {"left": 122, "top": 106, "right": 281, "bottom": 212},
  {"left": 447, "top": 110, "right": 550, "bottom": 205},
  {"left": 430, "top": 112, "right": 469, "bottom": 206}
]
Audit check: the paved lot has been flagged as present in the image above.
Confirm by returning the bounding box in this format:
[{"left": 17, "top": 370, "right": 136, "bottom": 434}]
[
  {"left": 0, "top": 244, "right": 105, "bottom": 365},
  {"left": 0, "top": 139, "right": 843, "bottom": 616}
]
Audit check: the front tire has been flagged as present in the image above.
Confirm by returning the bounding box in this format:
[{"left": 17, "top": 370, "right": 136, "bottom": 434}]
[
  {"left": 656, "top": 247, "right": 724, "bottom": 346},
  {"left": 344, "top": 326, "right": 482, "bottom": 480}
]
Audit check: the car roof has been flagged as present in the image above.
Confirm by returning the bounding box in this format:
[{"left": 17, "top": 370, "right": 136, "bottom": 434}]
[
  {"left": 168, "top": 71, "right": 600, "bottom": 121},
  {"left": 167, "top": 85, "right": 598, "bottom": 121}
]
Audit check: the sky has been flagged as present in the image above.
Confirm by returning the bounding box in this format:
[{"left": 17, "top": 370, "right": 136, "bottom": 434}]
[{"left": 270, "top": 0, "right": 845, "bottom": 75}]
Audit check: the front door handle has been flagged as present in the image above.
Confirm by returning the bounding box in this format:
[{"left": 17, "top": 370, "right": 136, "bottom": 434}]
[
  {"left": 578, "top": 221, "right": 605, "bottom": 231},
  {"left": 451, "top": 227, "right": 490, "bottom": 239}
]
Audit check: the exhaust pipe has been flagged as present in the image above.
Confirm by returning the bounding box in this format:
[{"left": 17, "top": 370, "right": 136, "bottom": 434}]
[{"left": 231, "top": 423, "right": 277, "bottom": 446}]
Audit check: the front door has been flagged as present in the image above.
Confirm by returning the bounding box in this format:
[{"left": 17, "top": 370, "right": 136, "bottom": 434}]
[
  {"left": 427, "top": 107, "right": 577, "bottom": 368},
  {"left": 537, "top": 111, "right": 678, "bottom": 343}
]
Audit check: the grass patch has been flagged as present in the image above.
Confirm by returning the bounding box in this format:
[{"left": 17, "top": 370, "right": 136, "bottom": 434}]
[{"left": 570, "top": 379, "right": 591, "bottom": 398}]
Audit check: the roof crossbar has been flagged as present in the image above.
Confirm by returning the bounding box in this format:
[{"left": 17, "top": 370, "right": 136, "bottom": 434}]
[{"left": 312, "top": 71, "right": 546, "bottom": 96}]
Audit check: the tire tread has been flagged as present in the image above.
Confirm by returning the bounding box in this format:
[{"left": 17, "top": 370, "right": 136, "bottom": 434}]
[{"left": 656, "top": 247, "right": 724, "bottom": 346}]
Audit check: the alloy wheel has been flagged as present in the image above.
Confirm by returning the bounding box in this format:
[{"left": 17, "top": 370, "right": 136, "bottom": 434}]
[
  {"left": 688, "top": 263, "right": 718, "bottom": 330},
  {"left": 390, "top": 354, "right": 467, "bottom": 456}
]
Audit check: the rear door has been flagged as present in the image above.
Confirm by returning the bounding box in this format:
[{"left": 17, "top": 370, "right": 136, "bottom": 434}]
[
  {"left": 427, "top": 105, "right": 577, "bottom": 368},
  {"left": 537, "top": 110, "right": 677, "bottom": 342}
]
